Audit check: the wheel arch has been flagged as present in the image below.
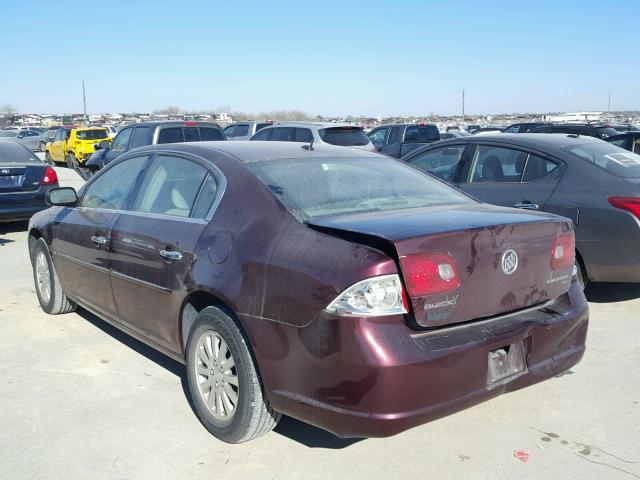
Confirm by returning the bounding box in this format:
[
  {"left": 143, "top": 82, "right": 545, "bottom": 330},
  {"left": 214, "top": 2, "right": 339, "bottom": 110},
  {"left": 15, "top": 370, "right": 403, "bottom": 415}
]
[{"left": 28, "top": 228, "right": 44, "bottom": 261}]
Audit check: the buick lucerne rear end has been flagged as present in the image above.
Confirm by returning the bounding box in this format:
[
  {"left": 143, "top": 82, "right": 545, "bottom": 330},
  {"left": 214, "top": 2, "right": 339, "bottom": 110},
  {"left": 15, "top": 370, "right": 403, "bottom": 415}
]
[{"left": 29, "top": 142, "right": 588, "bottom": 443}]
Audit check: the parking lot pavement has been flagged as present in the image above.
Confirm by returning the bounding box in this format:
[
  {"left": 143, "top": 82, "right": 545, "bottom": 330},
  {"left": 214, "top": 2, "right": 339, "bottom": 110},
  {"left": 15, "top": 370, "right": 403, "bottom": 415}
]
[
  {"left": 0, "top": 226, "right": 638, "bottom": 480},
  {"left": 35, "top": 152, "right": 86, "bottom": 191}
]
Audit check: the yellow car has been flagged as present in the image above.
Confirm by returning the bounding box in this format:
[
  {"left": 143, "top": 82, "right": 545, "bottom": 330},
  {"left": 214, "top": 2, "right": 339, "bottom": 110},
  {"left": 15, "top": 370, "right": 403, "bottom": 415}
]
[{"left": 45, "top": 127, "right": 111, "bottom": 167}]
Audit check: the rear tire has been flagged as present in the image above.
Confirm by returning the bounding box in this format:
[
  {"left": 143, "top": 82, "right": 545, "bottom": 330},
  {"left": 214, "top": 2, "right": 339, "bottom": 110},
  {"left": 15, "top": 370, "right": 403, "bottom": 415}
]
[
  {"left": 32, "top": 238, "right": 77, "bottom": 315},
  {"left": 575, "top": 258, "right": 588, "bottom": 290},
  {"left": 44, "top": 151, "right": 53, "bottom": 165},
  {"left": 39, "top": 142, "right": 46, "bottom": 152},
  {"left": 185, "top": 306, "right": 281, "bottom": 443}
]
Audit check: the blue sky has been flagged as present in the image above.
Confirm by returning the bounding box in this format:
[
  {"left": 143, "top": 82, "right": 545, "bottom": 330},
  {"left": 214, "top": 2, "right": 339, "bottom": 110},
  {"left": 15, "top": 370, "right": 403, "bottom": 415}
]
[{"left": 0, "top": 0, "right": 638, "bottom": 116}]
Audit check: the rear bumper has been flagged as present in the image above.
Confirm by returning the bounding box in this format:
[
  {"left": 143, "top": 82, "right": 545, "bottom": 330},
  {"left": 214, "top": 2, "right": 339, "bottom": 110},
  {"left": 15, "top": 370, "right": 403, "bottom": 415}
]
[
  {"left": 0, "top": 190, "right": 51, "bottom": 222},
  {"left": 245, "top": 280, "right": 588, "bottom": 438}
]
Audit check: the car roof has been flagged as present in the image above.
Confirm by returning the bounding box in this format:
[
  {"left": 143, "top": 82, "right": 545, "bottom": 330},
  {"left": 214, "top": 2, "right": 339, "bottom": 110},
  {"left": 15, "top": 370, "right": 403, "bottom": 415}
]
[
  {"left": 373, "top": 123, "right": 437, "bottom": 128},
  {"left": 139, "top": 140, "right": 381, "bottom": 163},
  {"left": 120, "top": 121, "right": 223, "bottom": 129},
  {"left": 416, "top": 133, "right": 603, "bottom": 153},
  {"left": 269, "top": 121, "right": 364, "bottom": 129}
]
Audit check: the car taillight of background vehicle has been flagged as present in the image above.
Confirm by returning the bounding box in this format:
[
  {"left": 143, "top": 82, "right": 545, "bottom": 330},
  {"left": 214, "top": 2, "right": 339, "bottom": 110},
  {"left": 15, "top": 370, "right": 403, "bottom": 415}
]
[
  {"left": 608, "top": 196, "right": 640, "bottom": 220},
  {"left": 399, "top": 253, "right": 460, "bottom": 296},
  {"left": 551, "top": 232, "right": 575, "bottom": 270},
  {"left": 184, "top": 121, "right": 197, "bottom": 126},
  {"left": 42, "top": 166, "right": 58, "bottom": 185},
  {"left": 326, "top": 274, "right": 408, "bottom": 317}
]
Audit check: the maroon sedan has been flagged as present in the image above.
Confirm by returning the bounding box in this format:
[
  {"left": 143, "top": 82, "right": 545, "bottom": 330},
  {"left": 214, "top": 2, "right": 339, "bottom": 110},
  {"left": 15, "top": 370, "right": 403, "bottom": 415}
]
[{"left": 28, "top": 142, "right": 588, "bottom": 443}]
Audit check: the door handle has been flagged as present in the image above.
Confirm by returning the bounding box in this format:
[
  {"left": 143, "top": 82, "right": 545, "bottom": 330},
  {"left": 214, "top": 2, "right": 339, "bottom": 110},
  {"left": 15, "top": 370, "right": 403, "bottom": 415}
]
[
  {"left": 160, "top": 250, "right": 183, "bottom": 261},
  {"left": 90, "top": 235, "right": 107, "bottom": 247},
  {"left": 514, "top": 202, "right": 539, "bottom": 210}
]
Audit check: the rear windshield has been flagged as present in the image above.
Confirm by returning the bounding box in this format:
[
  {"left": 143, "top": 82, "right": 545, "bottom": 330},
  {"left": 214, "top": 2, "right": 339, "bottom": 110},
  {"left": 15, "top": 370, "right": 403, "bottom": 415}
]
[
  {"left": 200, "top": 127, "right": 224, "bottom": 141},
  {"left": 0, "top": 142, "right": 39, "bottom": 163},
  {"left": 255, "top": 123, "right": 271, "bottom": 132},
  {"left": 319, "top": 127, "right": 370, "bottom": 146},
  {"left": 248, "top": 157, "right": 472, "bottom": 220},
  {"left": 76, "top": 129, "right": 108, "bottom": 140},
  {"left": 403, "top": 125, "right": 440, "bottom": 143},
  {"left": 595, "top": 127, "right": 619, "bottom": 138},
  {"left": 565, "top": 143, "right": 640, "bottom": 177}
]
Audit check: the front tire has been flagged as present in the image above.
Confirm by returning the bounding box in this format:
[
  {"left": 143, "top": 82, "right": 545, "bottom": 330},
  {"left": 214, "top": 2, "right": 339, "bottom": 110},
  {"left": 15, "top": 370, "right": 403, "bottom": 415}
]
[
  {"left": 32, "top": 239, "right": 77, "bottom": 315},
  {"left": 185, "top": 306, "right": 281, "bottom": 443}
]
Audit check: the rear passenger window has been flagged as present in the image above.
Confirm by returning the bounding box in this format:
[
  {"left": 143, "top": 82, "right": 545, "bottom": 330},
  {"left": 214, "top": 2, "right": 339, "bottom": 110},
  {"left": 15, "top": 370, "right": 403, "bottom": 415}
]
[
  {"left": 200, "top": 128, "right": 224, "bottom": 141},
  {"left": 470, "top": 146, "right": 528, "bottom": 183},
  {"left": 134, "top": 156, "right": 209, "bottom": 218},
  {"left": 522, "top": 154, "right": 558, "bottom": 182},
  {"left": 407, "top": 145, "right": 466, "bottom": 181},
  {"left": 294, "top": 128, "right": 313, "bottom": 142},
  {"left": 224, "top": 125, "right": 235, "bottom": 137},
  {"left": 191, "top": 175, "right": 219, "bottom": 219},
  {"left": 157, "top": 128, "right": 184, "bottom": 144},
  {"left": 130, "top": 127, "right": 151, "bottom": 149},
  {"left": 387, "top": 127, "right": 401, "bottom": 145},
  {"left": 81, "top": 156, "right": 149, "bottom": 210}
]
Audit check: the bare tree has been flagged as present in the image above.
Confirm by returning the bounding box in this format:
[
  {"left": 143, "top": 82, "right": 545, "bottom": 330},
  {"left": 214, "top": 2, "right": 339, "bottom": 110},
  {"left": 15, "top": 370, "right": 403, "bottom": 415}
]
[{"left": 153, "top": 105, "right": 182, "bottom": 115}]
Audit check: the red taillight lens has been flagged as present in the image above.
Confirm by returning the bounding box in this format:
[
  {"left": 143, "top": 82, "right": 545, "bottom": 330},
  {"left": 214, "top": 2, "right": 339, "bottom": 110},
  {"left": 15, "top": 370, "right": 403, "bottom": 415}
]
[
  {"left": 42, "top": 166, "right": 58, "bottom": 185},
  {"left": 400, "top": 253, "right": 460, "bottom": 296},
  {"left": 551, "top": 232, "right": 575, "bottom": 270},
  {"left": 608, "top": 196, "right": 640, "bottom": 219}
]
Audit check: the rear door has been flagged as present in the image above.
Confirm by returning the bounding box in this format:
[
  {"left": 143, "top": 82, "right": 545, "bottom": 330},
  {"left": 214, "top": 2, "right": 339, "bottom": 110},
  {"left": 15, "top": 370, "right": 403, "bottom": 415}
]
[
  {"left": 109, "top": 153, "right": 220, "bottom": 350},
  {"left": 52, "top": 155, "right": 150, "bottom": 316},
  {"left": 103, "top": 127, "right": 133, "bottom": 166},
  {"left": 368, "top": 127, "right": 389, "bottom": 154},
  {"left": 458, "top": 143, "right": 564, "bottom": 211}
]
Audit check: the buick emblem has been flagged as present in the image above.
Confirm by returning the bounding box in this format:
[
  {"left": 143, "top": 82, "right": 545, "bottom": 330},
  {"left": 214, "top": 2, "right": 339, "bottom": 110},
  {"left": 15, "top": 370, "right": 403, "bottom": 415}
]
[{"left": 501, "top": 249, "right": 518, "bottom": 275}]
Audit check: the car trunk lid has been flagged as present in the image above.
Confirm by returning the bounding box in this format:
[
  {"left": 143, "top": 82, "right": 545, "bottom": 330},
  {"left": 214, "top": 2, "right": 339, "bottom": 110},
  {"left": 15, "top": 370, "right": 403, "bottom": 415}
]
[
  {"left": 309, "top": 203, "right": 574, "bottom": 328},
  {"left": 0, "top": 164, "right": 44, "bottom": 193}
]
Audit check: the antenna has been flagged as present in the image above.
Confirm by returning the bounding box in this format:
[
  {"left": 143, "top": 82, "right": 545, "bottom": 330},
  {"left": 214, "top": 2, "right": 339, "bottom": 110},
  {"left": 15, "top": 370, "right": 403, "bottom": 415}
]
[
  {"left": 302, "top": 137, "right": 314, "bottom": 151},
  {"left": 82, "top": 80, "right": 88, "bottom": 124}
]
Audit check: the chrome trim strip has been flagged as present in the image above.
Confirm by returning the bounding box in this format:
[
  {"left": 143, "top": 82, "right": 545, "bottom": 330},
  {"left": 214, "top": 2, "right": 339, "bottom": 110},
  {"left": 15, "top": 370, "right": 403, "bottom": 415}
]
[
  {"left": 110, "top": 269, "right": 171, "bottom": 294},
  {"left": 55, "top": 252, "right": 109, "bottom": 274}
]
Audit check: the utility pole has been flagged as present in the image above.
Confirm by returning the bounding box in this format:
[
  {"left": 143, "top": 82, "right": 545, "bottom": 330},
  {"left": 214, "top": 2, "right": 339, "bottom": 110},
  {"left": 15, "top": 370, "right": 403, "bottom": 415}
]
[
  {"left": 462, "top": 89, "right": 465, "bottom": 124},
  {"left": 607, "top": 92, "right": 611, "bottom": 120},
  {"left": 82, "top": 80, "right": 88, "bottom": 123}
]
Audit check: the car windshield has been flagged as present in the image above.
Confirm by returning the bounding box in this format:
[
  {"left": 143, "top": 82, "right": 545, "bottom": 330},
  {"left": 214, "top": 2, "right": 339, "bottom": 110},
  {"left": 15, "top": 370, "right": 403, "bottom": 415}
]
[
  {"left": 76, "top": 129, "right": 108, "bottom": 140},
  {"left": 248, "top": 156, "right": 473, "bottom": 221},
  {"left": 319, "top": 127, "right": 370, "bottom": 146},
  {"left": 565, "top": 143, "right": 640, "bottom": 177},
  {"left": 0, "top": 131, "right": 18, "bottom": 137}
]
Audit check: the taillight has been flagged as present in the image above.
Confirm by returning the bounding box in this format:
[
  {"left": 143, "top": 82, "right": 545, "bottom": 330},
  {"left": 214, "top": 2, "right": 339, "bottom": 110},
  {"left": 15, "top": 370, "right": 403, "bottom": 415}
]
[
  {"left": 551, "top": 232, "right": 575, "bottom": 270},
  {"left": 399, "top": 253, "right": 460, "bottom": 296},
  {"left": 608, "top": 196, "right": 640, "bottom": 220},
  {"left": 325, "top": 274, "right": 407, "bottom": 317},
  {"left": 42, "top": 166, "right": 58, "bottom": 185},
  {"left": 184, "top": 121, "right": 197, "bottom": 126}
]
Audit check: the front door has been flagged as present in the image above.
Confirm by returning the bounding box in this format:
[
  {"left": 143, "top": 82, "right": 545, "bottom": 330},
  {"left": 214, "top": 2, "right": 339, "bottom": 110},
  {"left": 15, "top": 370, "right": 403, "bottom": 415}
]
[
  {"left": 109, "top": 154, "right": 218, "bottom": 350},
  {"left": 51, "top": 155, "right": 150, "bottom": 315}
]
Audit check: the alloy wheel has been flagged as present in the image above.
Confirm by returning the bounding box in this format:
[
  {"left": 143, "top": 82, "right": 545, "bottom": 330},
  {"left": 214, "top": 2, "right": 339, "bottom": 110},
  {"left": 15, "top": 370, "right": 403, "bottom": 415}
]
[
  {"left": 194, "top": 330, "right": 240, "bottom": 421},
  {"left": 35, "top": 251, "right": 51, "bottom": 304}
]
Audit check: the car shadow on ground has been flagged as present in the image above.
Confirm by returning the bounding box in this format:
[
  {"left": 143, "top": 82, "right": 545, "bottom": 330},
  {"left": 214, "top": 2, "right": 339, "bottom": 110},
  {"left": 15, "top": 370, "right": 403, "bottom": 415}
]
[
  {"left": 75, "top": 308, "right": 362, "bottom": 449},
  {"left": 585, "top": 282, "right": 640, "bottom": 303}
]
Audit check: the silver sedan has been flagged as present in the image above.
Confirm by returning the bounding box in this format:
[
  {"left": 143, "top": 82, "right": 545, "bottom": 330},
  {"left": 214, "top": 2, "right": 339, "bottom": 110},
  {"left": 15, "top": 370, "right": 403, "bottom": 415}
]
[{"left": 0, "top": 129, "right": 43, "bottom": 151}]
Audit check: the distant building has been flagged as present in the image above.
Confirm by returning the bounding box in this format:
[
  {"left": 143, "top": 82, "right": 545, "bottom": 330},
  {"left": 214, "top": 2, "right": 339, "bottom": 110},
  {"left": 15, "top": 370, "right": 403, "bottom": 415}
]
[{"left": 545, "top": 112, "right": 604, "bottom": 123}]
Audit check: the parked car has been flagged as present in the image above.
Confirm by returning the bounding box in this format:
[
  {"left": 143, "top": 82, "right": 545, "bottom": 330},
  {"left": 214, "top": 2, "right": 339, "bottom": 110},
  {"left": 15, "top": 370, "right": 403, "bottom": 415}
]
[
  {"left": 0, "top": 129, "right": 43, "bottom": 151},
  {"left": 502, "top": 122, "right": 547, "bottom": 133},
  {"left": 610, "top": 124, "right": 640, "bottom": 132},
  {"left": 224, "top": 121, "right": 272, "bottom": 140},
  {"left": 250, "top": 122, "right": 375, "bottom": 151},
  {"left": 102, "top": 125, "right": 118, "bottom": 138},
  {"left": 45, "top": 127, "right": 110, "bottom": 170},
  {"left": 28, "top": 141, "right": 587, "bottom": 443},
  {"left": 466, "top": 125, "right": 481, "bottom": 133},
  {"left": 85, "top": 121, "right": 226, "bottom": 179},
  {"left": 472, "top": 127, "right": 504, "bottom": 135},
  {"left": 0, "top": 142, "right": 58, "bottom": 222},
  {"left": 367, "top": 123, "right": 440, "bottom": 158},
  {"left": 606, "top": 132, "right": 640, "bottom": 154},
  {"left": 530, "top": 123, "right": 619, "bottom": 139},
  {"left": 402, "top": 133, "right": 640, "bottom": 286},
  {"left": 439, "top": 130, "right": 472, "bottom": 140}
]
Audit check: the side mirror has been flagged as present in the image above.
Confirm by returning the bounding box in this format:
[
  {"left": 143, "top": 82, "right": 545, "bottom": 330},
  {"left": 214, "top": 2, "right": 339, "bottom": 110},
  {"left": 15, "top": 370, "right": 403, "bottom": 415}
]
[
  {"left": 46, "top": 187, "right": 78, "bottom": 206},
  {"left": 96, "top": 140, "right": 110, "bottom": 150}
]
